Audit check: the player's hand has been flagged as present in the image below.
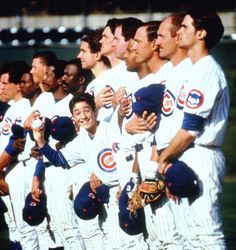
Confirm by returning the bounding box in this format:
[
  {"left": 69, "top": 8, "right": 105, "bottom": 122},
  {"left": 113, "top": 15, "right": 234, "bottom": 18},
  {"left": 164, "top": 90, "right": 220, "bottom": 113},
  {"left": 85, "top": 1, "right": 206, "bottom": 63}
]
[
  {"left": 95, "top": 86, "right": 114, "bottom": 109},
  {"left": 142, "top": 111, "right": 157, "bottom": 132},
  {"left": 31, "top": 116, "right": 46, "bottom": 148},
  {"left": 55, "top": 141, "right": 65, "bottom": 150},
  {"left": 12, "top": 138, "right": 26, "bottom": 153},
  {"left": 113, "top": 86, "right": 126, "bottom": 108},
  {"left": 158, "top": 161, "right": 172, "bottom": 176},
  {"left": 31, "top": 176, "right": 43, "bottom": 202},
  {"left": 23, "top": 111, "right": 39, "bottom": 130},
  {"left": 125, "top": 114, "right": 147, "bottom": 134},
  {"left": 118, "top": 96, "right": 131, "bottom": 118},
  {"left": 90, "top": 172, "right": 101, "bottom": 193},
  {"left": 30, "top": 145, "right": 42, "bottom": 160}
]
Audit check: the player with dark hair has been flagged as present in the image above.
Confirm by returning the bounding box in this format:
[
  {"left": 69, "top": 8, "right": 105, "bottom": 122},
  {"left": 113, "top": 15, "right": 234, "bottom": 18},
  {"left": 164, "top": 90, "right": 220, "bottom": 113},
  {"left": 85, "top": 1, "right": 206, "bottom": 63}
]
[
  {"left": 60, "top": 58, "right": 94, "bottom": 95},
  {"left": 155, "top": 9, "right": 228, "bottom": 249}
]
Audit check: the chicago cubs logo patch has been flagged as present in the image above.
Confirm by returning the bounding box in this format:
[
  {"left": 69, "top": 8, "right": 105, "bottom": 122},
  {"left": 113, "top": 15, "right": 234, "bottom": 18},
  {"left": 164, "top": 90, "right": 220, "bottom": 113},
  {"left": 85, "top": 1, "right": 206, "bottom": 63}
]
[
  {"left": 97, "top": 148, "right": 116, "bottom": 173},
  {"left": 2, "top": 117, "right": 12, "bottom": 135},
  {"left": 162, "top": 90, "right": 175, "bottom": 116},
  {"left": 177, "top": 85, "right": 185, "bottom": 110},
  {"left": 186, "top": 89, "right": 204, "bottom": 109}
]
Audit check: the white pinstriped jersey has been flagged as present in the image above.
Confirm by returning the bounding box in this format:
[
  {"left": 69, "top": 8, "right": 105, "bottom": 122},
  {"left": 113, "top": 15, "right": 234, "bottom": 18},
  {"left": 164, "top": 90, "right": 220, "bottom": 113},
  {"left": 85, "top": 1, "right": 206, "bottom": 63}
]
[
  {"left": 155, "top": 58, "right": 193, "bottom": 150},
  {"left": 0, "top": 98, "right": 30, "bottom": 154},
  {"left": 83, "top": 121, "right": 121, "bottom": 187},
  {"left": 86, "top": 68, "right": 120, "bottom": 122},
  {"left": 32, "top": 92, "right": 55, "bottom": 117},
  {"left": 183, "top": 55, "right": 229, "bottom": 146},
  {"left": 18, "top": 92, "right": 55, "bottom": 162},
  {"left": 47, "top": 93, "right": 73, "bottom": 119}
]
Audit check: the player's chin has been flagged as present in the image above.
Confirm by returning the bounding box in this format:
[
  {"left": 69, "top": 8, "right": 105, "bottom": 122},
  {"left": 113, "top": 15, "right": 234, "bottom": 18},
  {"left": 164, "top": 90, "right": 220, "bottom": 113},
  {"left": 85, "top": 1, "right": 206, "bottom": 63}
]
[{"left": 80, "top": 122, "right": 91, "bottom": 129}]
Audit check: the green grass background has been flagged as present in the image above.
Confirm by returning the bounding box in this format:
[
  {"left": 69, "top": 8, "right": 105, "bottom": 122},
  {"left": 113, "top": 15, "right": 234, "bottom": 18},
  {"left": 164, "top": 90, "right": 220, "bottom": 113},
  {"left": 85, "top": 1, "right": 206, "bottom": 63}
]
[
  {"left": 0, "top": 179, "right": 236, "bottom": 249},
  {"left": 222, "top": 177, "right": 236, "bottom": 249}
]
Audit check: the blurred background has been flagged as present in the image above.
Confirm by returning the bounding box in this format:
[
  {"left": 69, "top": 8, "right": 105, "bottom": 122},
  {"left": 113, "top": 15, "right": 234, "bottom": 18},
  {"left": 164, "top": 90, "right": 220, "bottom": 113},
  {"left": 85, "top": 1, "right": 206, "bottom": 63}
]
[{"left": 0, "top": 0, "right": 236, "bottom": 176}]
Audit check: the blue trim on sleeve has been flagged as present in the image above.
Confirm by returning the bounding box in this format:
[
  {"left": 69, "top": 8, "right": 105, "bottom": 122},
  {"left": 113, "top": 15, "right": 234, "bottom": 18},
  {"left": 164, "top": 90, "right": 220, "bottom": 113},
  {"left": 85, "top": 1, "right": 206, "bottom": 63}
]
[
  {"left": 181, "top": 112, "right": 205, "bottom": 131},
  {"left": 34, "top": 159, "right": 45, "bottom": 178},
  {"left": 40, "top": 143, "right": 70, "bottom": 169},
  {"left": 5, "top": 136, "right": 18, "bottom": 156}
]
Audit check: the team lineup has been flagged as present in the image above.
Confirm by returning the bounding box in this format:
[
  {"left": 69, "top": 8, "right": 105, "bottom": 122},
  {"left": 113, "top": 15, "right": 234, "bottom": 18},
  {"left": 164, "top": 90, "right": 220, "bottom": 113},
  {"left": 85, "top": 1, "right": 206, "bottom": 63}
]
[{"left": 0, "top": 8, "right": 229, "bottom": 250}]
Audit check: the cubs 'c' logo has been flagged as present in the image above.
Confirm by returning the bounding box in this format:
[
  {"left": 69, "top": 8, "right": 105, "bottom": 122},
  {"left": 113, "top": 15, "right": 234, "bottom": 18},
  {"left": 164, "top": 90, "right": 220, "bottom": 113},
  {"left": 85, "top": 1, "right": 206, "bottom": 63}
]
[
  {"left": 1, "top": 117, "right": 12, "bottom": 135},
  {"left": 2, "top": 116, "right": 23, "bottom": 136},
  {"left": 97, "top": 148, "right": 116, "bottom": 173},
  {"left": 186, "top": 89, "right": 204, "bottom": 109},
  {"left": 162, "top": 90, "right": 175, "bottom": 116},
  {"left": 104, "top": 85, "right": 115, "bottom": 109},
  {"left": 125, "top": 93, "right": 133, "bottom": 119},
  {"left": 177, "top": 85, "right": 185, "bottom": 110}
]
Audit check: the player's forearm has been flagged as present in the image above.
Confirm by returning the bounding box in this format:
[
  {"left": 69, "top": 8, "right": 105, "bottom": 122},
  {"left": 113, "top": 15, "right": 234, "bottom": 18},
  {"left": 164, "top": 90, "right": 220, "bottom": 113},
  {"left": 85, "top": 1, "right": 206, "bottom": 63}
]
[
  {"left": 0, "top": 151, "right": 16, "bottom": 172},
  {"left": 40, "top": 143, "right": 70, "bottom": 169},
  {"left": 159, "top": 128, "right": 195, "bottom": 163}
]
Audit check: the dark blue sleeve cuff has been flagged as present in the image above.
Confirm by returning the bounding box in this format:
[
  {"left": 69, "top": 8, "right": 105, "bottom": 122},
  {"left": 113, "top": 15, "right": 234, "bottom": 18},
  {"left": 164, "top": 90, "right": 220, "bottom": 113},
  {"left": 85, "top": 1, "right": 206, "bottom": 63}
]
[
  {"left": 182, "top": 112, "right": 205, "bottom": 131},
  {"left": 34, "top": 159, "right": 45, "bottom": 178},
  {"left": 5, "top": 136, "right": 18, "bottom": 156},
  {"left": 40, "top": 143, "right": 70, "bottom": 169}
]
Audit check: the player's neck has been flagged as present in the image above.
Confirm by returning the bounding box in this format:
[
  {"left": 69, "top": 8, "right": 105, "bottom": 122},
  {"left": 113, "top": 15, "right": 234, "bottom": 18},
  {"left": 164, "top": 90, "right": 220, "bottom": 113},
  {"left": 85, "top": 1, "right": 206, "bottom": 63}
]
[{"left": 187, "top": 43, "right": 209, "bottom": 64}]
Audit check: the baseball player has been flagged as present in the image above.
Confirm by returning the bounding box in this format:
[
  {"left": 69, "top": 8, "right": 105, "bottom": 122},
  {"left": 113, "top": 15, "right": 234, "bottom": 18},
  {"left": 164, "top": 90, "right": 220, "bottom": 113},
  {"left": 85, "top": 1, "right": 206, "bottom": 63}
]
[
  {"left": 32, "top": 92, "right": 148, "bottom": 249},
  {"left": 77, "top": 28, "right": 119, "bottom": 122},
  {"left": 132, "top": 13, "right": 194, "bottom": 249},
  {"left": 30, "top": 59, "right": 89, "bottom": 250},
  {"left": 60, "top": 58, "right": 94, "bottom": 96},
  {"left": 157, "top": 9, "right": 229, "bottom": 249},
  {"left": 0, "top": 61, "right": 33, "bottom": 249}
]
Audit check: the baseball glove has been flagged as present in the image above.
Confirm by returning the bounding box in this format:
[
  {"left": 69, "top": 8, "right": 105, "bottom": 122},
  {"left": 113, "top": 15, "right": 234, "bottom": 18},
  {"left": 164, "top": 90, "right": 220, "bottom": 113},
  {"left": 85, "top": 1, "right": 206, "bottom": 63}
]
[
  {"left": 128, "top": 179, "right": 165, "bottom": 213},
  {"left": 0, "top": 174, "right": 9, "bottom": 196}
]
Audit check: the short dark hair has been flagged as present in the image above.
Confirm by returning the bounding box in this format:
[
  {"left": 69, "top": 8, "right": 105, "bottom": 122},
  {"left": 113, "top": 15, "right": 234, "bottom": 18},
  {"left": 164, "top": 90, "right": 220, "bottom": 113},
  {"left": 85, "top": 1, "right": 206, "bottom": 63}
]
[
  {"left": 104, "top": 18, "right": 122, "bottom": 35},
  {"left": 142, "top": 21, "right": 161, "bottom": 42},
  {"left": 82, "top": 29, "right": 111, "bottom": 68},
  {"left": 69, "top": 92, "right": 96, "bottom": 114},
  {"left": 185, "top": 8, "right": 224, "bottom": 50},
  {"left": 51, "top": 59, "right": 67, "bottom": 80},
  {"left": 120, "top": 17, "right": 143, "bottom": 41},
  {"left": 66, "top": 58, "right": 95, "bottom": 90},
  {"left": 1, "top": 61, "right": 30, "bottom": 84},
  {"left": 32, "top": 50, "right": 57, "bottom": 66}
]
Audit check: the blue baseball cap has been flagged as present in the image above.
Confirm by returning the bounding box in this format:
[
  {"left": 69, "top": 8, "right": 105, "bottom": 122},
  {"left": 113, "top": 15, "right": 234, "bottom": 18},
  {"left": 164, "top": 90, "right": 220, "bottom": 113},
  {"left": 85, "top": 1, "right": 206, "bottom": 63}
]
[
  {"left": 50, "top": 116, "right": 77, "bottom": 143},
  {"left": 165, "top": 160, "right": 200, "bottom": 198},
  {"left": 118, "top": 178, "right": 147, "bottom": 235},
  {"left": 132, "top": 84, "right": 165, "bottom": 116},
  {"left": 74, "top": 181, "right": 110, "bottom": 220},
  {"left": 22, "top": 193, "right": 47, "bottom": 226},
  {"left": 11, "top": 124, "right": 25, "bottom": 138}
]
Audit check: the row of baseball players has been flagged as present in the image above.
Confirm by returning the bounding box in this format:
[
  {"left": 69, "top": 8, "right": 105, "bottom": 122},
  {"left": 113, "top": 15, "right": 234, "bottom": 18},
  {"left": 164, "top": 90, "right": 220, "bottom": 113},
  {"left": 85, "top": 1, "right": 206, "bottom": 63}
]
[{"left": 0, "top": 8, "right": 229, "bottom": 250}]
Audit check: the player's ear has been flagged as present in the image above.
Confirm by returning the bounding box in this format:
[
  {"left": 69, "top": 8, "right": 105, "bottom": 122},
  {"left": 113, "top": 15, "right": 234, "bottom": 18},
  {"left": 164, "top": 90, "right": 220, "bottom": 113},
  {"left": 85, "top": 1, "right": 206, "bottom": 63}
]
[
  {"left": 151, "top": 39, "right": 158, "bottom": 51},
  {"left": 95, "top": 52, "right": 102, "bottom": 61},
  {"left": 78, "top": 76, "right": 85, "bottom": 86},
  {"left": 197, "top": 29, "right": 207, "bottom": 40}
]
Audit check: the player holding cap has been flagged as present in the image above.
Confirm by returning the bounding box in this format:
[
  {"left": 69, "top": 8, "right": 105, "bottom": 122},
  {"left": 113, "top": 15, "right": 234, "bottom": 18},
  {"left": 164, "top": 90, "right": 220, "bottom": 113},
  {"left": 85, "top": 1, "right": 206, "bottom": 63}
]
[{"left": 157, "top": 9, "right": 229, "bottom": 249}]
